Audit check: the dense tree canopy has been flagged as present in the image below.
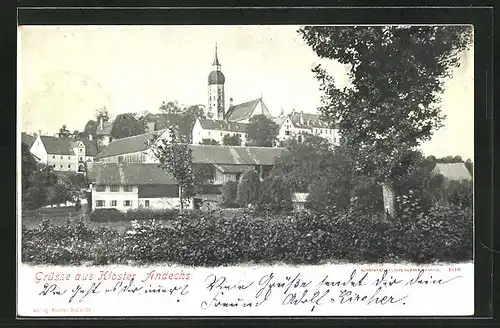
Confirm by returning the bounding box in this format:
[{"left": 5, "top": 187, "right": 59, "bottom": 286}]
[
  {"left": 223, "top": 134, "right": 242, "bottom": 146},
  {"left": 245, "top": 114, "right": 279, "bottom": 147},
  {"left": 111, "top": 113, "right": 147, "bottom": 139},
  {"left": 200, "top": 138, "right": 220, "bottom": 145},
  {"left": 299, "top": 26, "right": 472, "bottom": 215},
  {"left": 159, "top": 101, "right": 206, "bottom": 142}
]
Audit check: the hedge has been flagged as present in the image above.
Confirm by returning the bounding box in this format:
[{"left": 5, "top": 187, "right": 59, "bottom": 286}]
[{"left": 22, "top": 204, "right": 472, "bottom": 266}]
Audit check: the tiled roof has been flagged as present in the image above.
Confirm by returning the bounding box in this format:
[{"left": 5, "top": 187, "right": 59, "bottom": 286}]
[
  {"left": 198, "top": 119, "right": 248, "bottom": 133},
  {"left": 224, "top": 98, "right": 272, "bottom": 122},
  {"left": 433, "top": 163, "right": 472, "bottom": 181},
  {"left": 138, "top": 185, "right": 179, "bottom": 198},
  {"left": 96, "top": 121, "right": 113, "bottom": 135},
  {"left": 191, "top": 145, "right": 286, "bottom": 166},
  {"left": 39, "top": 136, "right": 98, "bottom": 156},
  {"left": 87, "top": 163, "right": 177, "bottom": 185},
  {"left": 95, "top": 131, "right": 286, "bottom": 165},
  {"left": 289, "top": 112, "right": 333, "bottom": 129},
  {"left": 94, "top": 130, "right": 166, "bottom": 159},
  {"left": 213, "top": 164, "right": 256, "bottom": 173}
]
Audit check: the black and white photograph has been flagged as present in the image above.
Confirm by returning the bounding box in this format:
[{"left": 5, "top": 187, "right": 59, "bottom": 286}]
[{"left": 18, "top": 24, "right": 474, "bottom": 317}]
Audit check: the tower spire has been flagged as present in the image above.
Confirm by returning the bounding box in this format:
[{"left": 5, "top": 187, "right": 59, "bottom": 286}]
[{"left": 213, "top": 42, "right": 220, "bottom": 67}]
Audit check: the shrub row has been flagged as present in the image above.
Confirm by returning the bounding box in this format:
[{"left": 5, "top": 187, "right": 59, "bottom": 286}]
[
  {"left": 89, "top": 208, "right": 202, "bottom": 222},
  {"left": 22, "top": 204, "right": 472, "bottom": 266}
]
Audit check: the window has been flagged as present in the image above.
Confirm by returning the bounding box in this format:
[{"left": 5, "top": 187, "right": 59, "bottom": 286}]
[
  {"left": 96, "top": 185, "right": 105, "bottom": 192},
  {"left": 60, "top": 165, "right": 63, "bottom": 169},
  {"left": 68, "top": 165, "right": 71, "bottom": 168},
  {"left": 208, "top": 132, "right": 211, "bottom": 137},
  {"left": 68, "top": 156, "right": 71, "bottom": 160},
  {"left": 110, "top": 200, "right": 117, "bottom": 207},
  {"left": 110, "top": 185, "right": 119, "bottom": 192},
  {"left": 220, "top": 132, "right": 223, "bottom": 136},
  {"left": 123, "top": 200, "right": 132, "bottom": 207},
  {"left": 118, "top": 156, "right": 124, "bottom": 163},
  {"left": 80, "top": 148, "right": 83, "bottom": 152},
  {"left": 145, "top": 200, "right": 150, "bottom": 207},
  {"left": 79, "top": 157, "right": 83, "bottom": 161},
  {"left": 52, "top": 156, "right": 55, "bottom": 159},
  {"left": 285, "top": 130, "right": 291, "bottom": 136},
  {"left": 61, "top": 156, "right": 63, "bottom": 159},
  {"left": 96, "top": 200, "right": 105, "bottom": 207},
  {"left": 124, "top": 185, "right": 133, "bottom": 192}
]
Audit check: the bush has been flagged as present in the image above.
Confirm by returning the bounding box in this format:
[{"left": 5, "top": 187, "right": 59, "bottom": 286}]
[
  {"left": 259, "top": 176, "right": 293, "bottom": 213},
  {"left": 89, "top": 208, "right": 125, "bottom": 222},
  {"left": 125, "top": 208, "right": 180, "bottom": 221},
  {"left": 236, "top": 169, "right": 261, "bottom": 207},
  {"left": 447, "top": 180, "right": 473, "bottom": 209},
  {"left": 221, "top": 180, "right": 238, "bottom": 208},
  {"left": 23, "top": 204, "right": 472, "bottom": 266}
]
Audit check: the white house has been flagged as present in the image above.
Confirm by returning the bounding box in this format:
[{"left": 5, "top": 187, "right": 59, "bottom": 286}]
[
  {"left": 274, "top": 111, "right": 339, "bottom": 145},
  {"left": 30, "top": 134, "right": 98, "bottom": 173},
  {"left": 87, "top": 162, "right": 191, "bottom": 211},
  {"left": 192, "top": 119, "right": 248, "bottom": 145}
]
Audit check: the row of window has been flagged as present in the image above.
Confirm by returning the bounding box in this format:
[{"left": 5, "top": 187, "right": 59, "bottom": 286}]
[
  {"left": 95, "top": 185, "right": 134, "bottom": 192},
  {"left": 52, "top": 155, "right": 86, "bottom": 161},
  {"left": 205, "top": 131, "right": 244, "bottom": 138},
  {"left": 96, "top": 200, "right": 145, "bottom": 207}
]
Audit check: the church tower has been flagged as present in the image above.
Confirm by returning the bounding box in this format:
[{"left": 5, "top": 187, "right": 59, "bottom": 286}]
[{"left": 207, "top": 44, "right": 225, "bottom": 120}]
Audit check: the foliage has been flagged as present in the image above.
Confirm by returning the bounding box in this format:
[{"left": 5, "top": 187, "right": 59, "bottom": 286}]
[
  {"left": 22, "top": 164, "right": 59, "bottom": 210},
  {"left": 23, "top": 204, "right": 472, "bottom": 266},
  {"left": 436, "top": 155, "right": 464, "bottom": 163},
  {"left": 200, "top": 138, "right": 220, "bottom": 145},
  {"left": 21, "top": 143, "right": 38, "bottom": 192},
  {"left": 159, "top": 101, "right": 206, "bottom": 142},
  {"left": 111, "top": 113, "right": 147, "bottom": 139},
  {"left": 447, "top": 180, "right": 473, "bottom": 209},
  {"left": 245, "top": 114, "right": 279, "bottom": 147},
  {"left": 83, "top": 120, "right": 98, "bottom": 136},
  {"left": 272, "top": 133, "right": 337, "bottom": 192},
  {"left": 58, "top": 125, "right": 71, "bottom": 138},
  {"left": 299, "top": 26, "right": 473, "bottom": 215},
  {"left": 193, "top": 163, "right": 214, "bottom": 194},
  {"left": 259, "top": 176, "right": 293, "bottom": 213},
  {"left": 90, "top": 208, "right": 125, "bottom": 222},
  {"left": 223, "top": 134, "right": 242, "bottom": 146},
  {"left": 151, "top": 127, "right": 194, "bottom": 212},
  {"left": 464, "top": 158, "right": 473, "bottom": 176},
  {"left": 236, "top": 169, "right": 261, "bottom": 207},
  {"left": 221, "top": 180, "right": 238, "bottom": 208}
]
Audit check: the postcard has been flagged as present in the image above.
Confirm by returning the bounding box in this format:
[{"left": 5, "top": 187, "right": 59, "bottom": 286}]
[{"left": 17, "top": 24, "right": 474, "bottom": 317}]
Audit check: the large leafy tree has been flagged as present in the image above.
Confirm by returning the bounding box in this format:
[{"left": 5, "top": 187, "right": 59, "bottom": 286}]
[
  {"left": 299, "top": 25, "right": 473, "bottom": 216},
  {"left": 236, "top": 169, "right": 261, "bottom": 207},
  {"left": 151, "top": 127, "right": 194, "bottom": 212},
  {"left": 58, "top": 125, "right": 71, "bottom": 138},
  {"left": 21, "top": 143, "right": 38, "bottom": 192},
  {"left": 111, "top": 113, "right": 147, "bottom": 139},
  {"left": 159, "top": 102, "right": 206, "bottom": 142},
  {"left": 245, "top": 114, "right": 279, "bottom": 147}
]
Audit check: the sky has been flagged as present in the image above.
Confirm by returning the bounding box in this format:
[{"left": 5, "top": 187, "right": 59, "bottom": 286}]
[{"left": 18, "top": 25, "right": 474, "bottom": 159}]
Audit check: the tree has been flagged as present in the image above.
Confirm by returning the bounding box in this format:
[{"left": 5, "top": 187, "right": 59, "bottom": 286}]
[
  {"left": 260, "top": 176, "right": 293, "bottom": 213},
  {"left": 465, "top": 158, "right": 473, "bottom": 176},
  {"left": 83, "top": 120, "right": 98, "bottom": 136},
  {"left": 271, "top": 133, "right": 336, "bottom": 192},
  {"left": 58, "top": 125, "right": 71, "bottom": 138},
  {"left": 22, "top": 164, "right": 59, "bottom": 209},
  {"left": 245, "top": 114, "right": 279, "bottom": 147},
  {"left": 151, "top": 127, "right": 194, "bottom": 212},
  {"left": 236, "top": 169, "right": 261, "bottom": 207},
  {"left": 223, "top": 134, "right": 242, "bottom": 146},
  {"left": 299, "top": 25, "right": 473, "bottom": 217},
  {"left": 21, "top": 143, "right": 37, "bottom": 192},
  {"left": 201, "top": 138, "right": 220, "bottom": 145},
  {"left": 111, "top": 113, "right": 147, "bottom": 139},
  {"left": 193, "top": 163, "right": 214, "bottom": 194},
  {"left": 221, "top": 180, "right": 238, "bottom": 207},
  {"left": 96, "top": 106, "right": 110, "bottom": 123},
  {"left": 437, "top": 155, "right": 464, "bottom": 163}
]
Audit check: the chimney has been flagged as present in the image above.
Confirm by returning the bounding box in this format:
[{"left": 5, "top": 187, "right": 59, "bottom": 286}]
[
  {"left": 229, "top": 97, "right": 233, "bottom": 107},
  {"left": 300, "top": 111, "right": 304, "bottom": 125}
]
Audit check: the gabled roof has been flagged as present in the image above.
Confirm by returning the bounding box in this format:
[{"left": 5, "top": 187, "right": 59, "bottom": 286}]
[
  {"left": 289, "top": 112, "right": 333, "bottom": 129},
  {"left": 191, "top": 145, "right": 286, "bottom": 166},
  {"left": 198, "top": 119, "right": 248, "bottom": 133},
  {"left": 94, "top": 131, "right": 287, "bottom": 165},
  {"left": 273, "top": 116, "right": 287, "bottom": 128},
  {"left": 39, "top": 136, "right": 98, "bottom": 156},
  {"left": 213, "top": 164, "right": 255, "bottom": 173},
  {"left": 224, "top": 98, "right": 272, "bottom": 122},
  {"left": 432, "top": 163, "right": 472, "bottom": 181},
  {"left": 94, "top": 130, "right": 166, "bottom": 159},
  {"left": 96, "top": 121, "right": 113, "bottom": 136},
  {"left": 87, "top": 163, "right": 177, "bottom": 185}
]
